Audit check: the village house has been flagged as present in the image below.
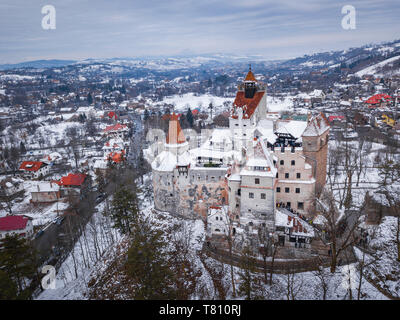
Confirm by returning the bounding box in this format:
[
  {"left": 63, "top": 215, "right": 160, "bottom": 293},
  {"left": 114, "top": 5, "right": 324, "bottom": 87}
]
[
  {"left": 0, "top": 215, "right": 34, "bottom": 242},
  {"left": 0, "top": 176, "right": 24, "bottom": 199},
  {"left": 19, "top": 161, "right": 50, "bottom": 179},
  {"left": 29, "top": 181, "right": 60, "bottom": 203},
  {"left": 103, "top": 122, "right": 129, "bottom": 139},
  {"left": 54, "top": 173, "right": 91, "bottom": 200}
]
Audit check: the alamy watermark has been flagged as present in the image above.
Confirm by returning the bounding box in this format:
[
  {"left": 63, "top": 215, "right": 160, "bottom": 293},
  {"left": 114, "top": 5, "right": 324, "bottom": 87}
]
[
  {"left": 41, "top": 5, "right": 56, "bottom": 30},
  {"left": 41, "top": 265, "right": 56, "bottom": 290},
  {"left": 341, "top": 5, "right": 356, "bottom": 30}
]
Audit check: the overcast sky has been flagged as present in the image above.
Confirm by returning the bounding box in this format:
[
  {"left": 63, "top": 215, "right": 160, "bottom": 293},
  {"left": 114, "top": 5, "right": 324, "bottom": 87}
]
[{"left": 0, "top": 0, "right": 399, "bottom": 64}]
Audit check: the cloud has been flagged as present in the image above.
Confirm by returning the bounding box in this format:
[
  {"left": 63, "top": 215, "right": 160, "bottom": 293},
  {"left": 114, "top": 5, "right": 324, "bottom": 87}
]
[{"left": 0, "top": 0, "right": 399, "bottom": 63}]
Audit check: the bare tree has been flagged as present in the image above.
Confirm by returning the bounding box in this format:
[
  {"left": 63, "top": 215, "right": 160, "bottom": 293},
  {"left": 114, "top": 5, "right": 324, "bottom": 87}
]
[{"left": 315, "top": 190, "right": 361, "bottom": 273}]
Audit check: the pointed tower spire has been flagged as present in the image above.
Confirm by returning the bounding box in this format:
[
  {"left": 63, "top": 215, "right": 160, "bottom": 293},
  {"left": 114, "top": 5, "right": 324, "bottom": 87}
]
[{"left": 166, "top": 113, "right": 186, "bottom": 145}]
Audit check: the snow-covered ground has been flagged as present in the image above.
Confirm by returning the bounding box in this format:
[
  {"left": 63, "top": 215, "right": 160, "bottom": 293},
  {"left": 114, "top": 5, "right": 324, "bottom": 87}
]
[
  {"left": 158, "top": 93, "right": 234, "bottom": 113},
  {"left": 34, "top": 171, "right": 389, "bottom": 300},
  {"left": 355, "top": 55, "right": 400, "bottom": 77},
  {"left": 356, "top": 216, "right": 400, "bottom": 299},
  {"left": 37, "top": 200, "right": 122, "bottom": 300},
  {"left": 267, "top": 95, "right": 295, "bottom": 112}
]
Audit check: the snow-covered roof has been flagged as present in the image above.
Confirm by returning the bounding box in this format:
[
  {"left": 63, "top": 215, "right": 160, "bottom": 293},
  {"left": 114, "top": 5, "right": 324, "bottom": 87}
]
[
  {"left": 276, "top": 120, "right": 308, "bottom": 139},
  {"left": 302, "top": 113, "right": 330, "bottom": 137},
  {"left": 152, "top": 150, "right": 191, "bottom": 172},
  {"left": 28, "top": 181, "right": 60, "bottom": 193}
]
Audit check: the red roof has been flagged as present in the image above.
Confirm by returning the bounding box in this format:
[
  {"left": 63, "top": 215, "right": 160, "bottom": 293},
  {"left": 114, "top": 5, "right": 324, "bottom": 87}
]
[
  {"left": 0, "top": 215, "right": 30, "bottom": 231},
  {"left": 166, "top": 113, "right": 186, "bottom": 144},
  {"left": 244, "top": 69, "right": 257, "bottom": 82},
  {"left": 19, "top": 161, "right": 44, "bottom": 172},
  {"left": 365, "top": 94, "right": 392, "bottom": 105},
  {"left": 57, "top": 173, "right": 86, "bottom": 186},
  {"left": 107, "top": 150, "right": 125, "bottom": 163},
  {"left": 231, "top": 91, "right": 265, "bottom": 119},
  {"left": 104, "top": 123, "right": 127, "bottom": 133},
  {"left": 108, "top": 111, "right": 117, "bottom": 119}
]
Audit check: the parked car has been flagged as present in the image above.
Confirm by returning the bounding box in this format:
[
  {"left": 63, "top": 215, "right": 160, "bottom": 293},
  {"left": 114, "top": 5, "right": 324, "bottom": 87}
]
[{"left": 35, "top": 230, "right": 44, "bottom": 238}]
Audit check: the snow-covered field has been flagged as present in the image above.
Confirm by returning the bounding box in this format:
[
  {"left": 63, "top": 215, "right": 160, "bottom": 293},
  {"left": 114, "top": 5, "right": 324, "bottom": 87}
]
[{"left": 158, "top": 93, "right": 234, "bottom": 113}]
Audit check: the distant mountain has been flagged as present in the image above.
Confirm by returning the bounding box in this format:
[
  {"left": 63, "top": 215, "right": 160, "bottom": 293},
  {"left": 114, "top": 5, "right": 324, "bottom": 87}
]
[
  {"left": 273, "top": 39, "right": 400, "bottom": 76},
  {"left": 0, "top": 59, "right": 76, "bottom": 70},
  {"left": 2, "top": 39, "right": 400, "bottom": 77}
]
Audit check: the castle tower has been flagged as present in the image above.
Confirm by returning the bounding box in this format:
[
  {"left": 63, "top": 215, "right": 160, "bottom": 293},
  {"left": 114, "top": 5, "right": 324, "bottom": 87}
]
[
  {"left": 244, "top": 65, "right": 257, "bottom": 98},
  {"left": 165, "top": 113, "right": 188, "bottom": 156},
  {"left": 229, "top": 66, "right": 268, "bottom": 151},
  {"left": 301, "top": 113, "right": 330, "bottom": 194}
]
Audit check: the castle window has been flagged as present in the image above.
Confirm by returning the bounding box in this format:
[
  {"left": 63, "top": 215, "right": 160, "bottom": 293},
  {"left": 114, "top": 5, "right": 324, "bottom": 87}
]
[
  {"left": 296, "top": 188, "right": 300, "bottom": 194},
  {"left": 280, "top": 160, "right": 284, "bottom": 165},
  {"left": 291, "top": 160, "right": 295, "bottom": 166},
  {"left": 276, "top": 172, "right": 278, "bottom": 178},
  {"left": 261, "top": 193, "right": 266, "bottom": 199},
  {"left": 285, "top": 173, "right": 289, "bottom": 179},
  {"left": 255, "top": 178, "right": 260, "bottom": 184},
  {"left": 285, "top": 187, "right": 290, "bottom": 193},
  {"left": 297, "top": 173, "right": 301, "bottom": 179},
  {"left": 249, "top": 192, "right": 254, "bottom": 199},
  {"left": 298, "top": 202, "right": 304, "bottom": 210},
  {"left": 276, "top": 187, "right": 281, "bottom": 193}
]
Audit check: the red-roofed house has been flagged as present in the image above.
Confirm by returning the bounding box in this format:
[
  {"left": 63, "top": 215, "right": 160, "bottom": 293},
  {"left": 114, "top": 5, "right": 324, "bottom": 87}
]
[
  {"left": 19, "top": 161, "right": 49, "bottom": 179},
  {"left": 107, "top": 150, "right": 126, "bottom": 164},
  {"left": 55, "top": 173, "right": 90, "bottom": 199},
  {"left": 0, "top": 215, "right": 33, "bottom": 240},
  {"left": 365, "top": 94, "right": 393, "bottom": 108},
  {"left": 103, "top": 123, "right": 128, "bottom": 139}
]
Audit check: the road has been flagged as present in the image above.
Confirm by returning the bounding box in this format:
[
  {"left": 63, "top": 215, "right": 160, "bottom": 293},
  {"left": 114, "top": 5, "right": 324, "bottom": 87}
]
[{"left": 32, "top": 190, "right": 101, "bottom": 266}]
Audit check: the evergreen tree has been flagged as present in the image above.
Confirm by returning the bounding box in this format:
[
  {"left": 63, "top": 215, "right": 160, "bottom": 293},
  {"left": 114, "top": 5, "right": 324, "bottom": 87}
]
[
  {"left": 87, "top": 93, "right": 93, "bottom": 104},
  {"left": 19, "top": 141, "right": 26, "bottom": 154},
  {"left": 143, "top": 109, "right": 150, "bottom": 121},
  {"left": 186, "top": 108, "right": 194, "bottom": 128},
  {"left": 126, "top": 216, "right": 176, "bottom": 299},
  {"left": 0, "top": 269, "right": 18, "bottom": 299},
  {"left": 0, "top": 235, "right": 38, "bottom": 299},
  {"left": 95, "top": 169, "right": 106, "bottom": 195},
  {"left": 109, "top": 184, "right": 139, "bottom": 235}
]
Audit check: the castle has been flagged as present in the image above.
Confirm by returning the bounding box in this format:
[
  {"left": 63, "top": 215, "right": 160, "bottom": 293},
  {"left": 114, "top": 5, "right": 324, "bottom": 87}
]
[{"left": 146, "top": 67, "right": 330, "bottom": 252}]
